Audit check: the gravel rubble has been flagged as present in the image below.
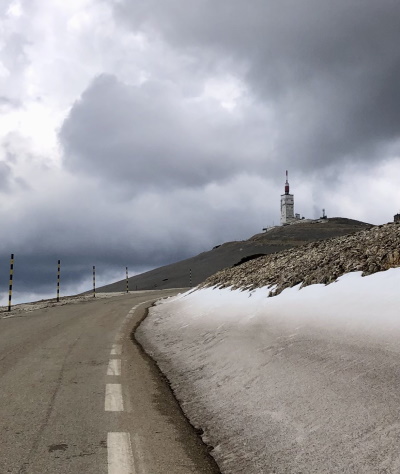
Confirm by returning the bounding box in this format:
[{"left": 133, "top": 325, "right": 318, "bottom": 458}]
[{"left": 203, "top": 222, "right": 400, "bottom": 295}]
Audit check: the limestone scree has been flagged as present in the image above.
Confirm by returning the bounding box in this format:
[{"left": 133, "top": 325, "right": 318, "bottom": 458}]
[{"left": 203, "top": 222, "right": 400, "bottom": 296}]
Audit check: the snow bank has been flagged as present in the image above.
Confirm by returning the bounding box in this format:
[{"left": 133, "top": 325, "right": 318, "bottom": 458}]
[{"left": 136, "top": 268, "right": 400, "bottom": 473}]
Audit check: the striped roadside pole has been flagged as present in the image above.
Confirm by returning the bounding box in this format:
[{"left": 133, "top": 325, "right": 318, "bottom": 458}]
[
  {"left": 189, "top": 268, "right": 192, "bottom": 287},
  {"left": 57, "top": 260, "right": 61, "bottom": 302},
  {"left": 93, "top": 266, "right": 96, "bottom": 298},
  {"left": 8, "top": 253, "right": 14, "bottom": 312},
  {"left": 126, "top": 267, "right": 129, "bottom": 293}
]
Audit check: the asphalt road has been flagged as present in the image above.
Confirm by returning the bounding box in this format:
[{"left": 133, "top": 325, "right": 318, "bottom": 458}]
[{"left": 0, "top": 290, "right": 220, "bottom": 474}]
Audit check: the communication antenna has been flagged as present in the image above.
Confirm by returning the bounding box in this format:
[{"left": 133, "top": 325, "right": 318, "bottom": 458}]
[{"left": 284, "top": 170, "right": 289, "bottom": 195}]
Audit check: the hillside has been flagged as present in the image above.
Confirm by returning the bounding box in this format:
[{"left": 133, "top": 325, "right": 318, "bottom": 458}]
[
  {"left": 204, "top": 221, "right": 400, "bottom": 295},
  {"left": 97, "top": 217, "right": 371, "bottom": 292}
]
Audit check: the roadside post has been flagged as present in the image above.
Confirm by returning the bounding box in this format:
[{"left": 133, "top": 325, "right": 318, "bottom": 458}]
[
  {"left": 57, "top": 260, "right": 60, "bottom": 302},
  {"left": 126, "top": 267, "right": 129, "bottom": 293},
  {"left": 8, "top": 253, "right": 14, "bottom": 312},
  {"left": 93, "top": 266, "right": 96, "bottom": 298},
  {"left": 189, "top": 268, "right": 192, "bottom": 287}
]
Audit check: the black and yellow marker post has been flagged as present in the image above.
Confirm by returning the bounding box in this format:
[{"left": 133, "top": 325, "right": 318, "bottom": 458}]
[
  {"left": 93, "top": 266, "right": 96, "bottom": 298},
  {"left": 126, "top": 266, "right": 129, "bottom": 293},
  {"left": 57, "top": 260, "right": 61, "bottom": 302},
  {"left": 8, "top": 253, "right": 14, "bottom": 312}
]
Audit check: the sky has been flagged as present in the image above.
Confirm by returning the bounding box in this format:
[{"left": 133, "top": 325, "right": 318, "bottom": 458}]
[{"left": 1, "top": 0, "right": 400, "bottom": 303}]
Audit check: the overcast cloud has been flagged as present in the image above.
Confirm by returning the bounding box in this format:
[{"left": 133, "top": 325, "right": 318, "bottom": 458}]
[{"left": 0, "top": 0, "right": 400, "bottom": 303}]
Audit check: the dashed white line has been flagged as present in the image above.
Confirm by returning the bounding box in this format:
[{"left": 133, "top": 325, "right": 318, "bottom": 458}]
[
  {"left": 107, "top": 432, "right": 136, "bottom": 474},
  {"left": 111, "top": 344, "right": 122, "bottom": 356},
  {"left": 105, "top": 383, "right": 124, "bottom": 411},
  {"left": 107, "top": 359, "right": 121, "bottom": 376},
  {"left": 106, "top": 300, "right": 156, "bottom": 473}
]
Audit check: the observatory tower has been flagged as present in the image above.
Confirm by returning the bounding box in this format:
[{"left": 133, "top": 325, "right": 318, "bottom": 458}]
[{"left": 280, "top": 170, "right": 296, "bottom": 225}]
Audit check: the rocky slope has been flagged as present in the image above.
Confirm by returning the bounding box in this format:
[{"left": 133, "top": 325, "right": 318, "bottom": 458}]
[{"left": 203, "top": 222, "right": 400, "bottom": 295}]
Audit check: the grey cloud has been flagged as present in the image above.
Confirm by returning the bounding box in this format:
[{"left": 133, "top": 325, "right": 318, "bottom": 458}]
[
  {"left": 60, "top": 74, "right": 270, "bottom": 191},
  {"left": 0, "top": 161, "right": 11, "bottom": 191},
  {"left": 0, "top": 134, "right": 23, "bottom": 190},
  {"left": 1, "top": 32, "right": 29, "bottom": 74},
  {"left": 113, "top": 0, "right": 400, "bottom": 171},
  {"left": 0, "top": 96, "right": 20, "bottom": 109},
  {"left": 0, "top": 30, "right": 30, "bottom": 103}
]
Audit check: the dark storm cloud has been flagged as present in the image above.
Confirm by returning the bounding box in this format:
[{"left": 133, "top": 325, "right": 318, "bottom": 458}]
[
  {"left": 60, "top": 74, "right": 269, "bottom": 191},
  {"left": 113, "top": 0, "right": 400, "bottom": 171}
]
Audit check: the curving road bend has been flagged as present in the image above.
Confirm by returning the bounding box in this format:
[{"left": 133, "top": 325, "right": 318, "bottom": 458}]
[{"left": 0, "top": 290, "right": 219, "bottom": 474}]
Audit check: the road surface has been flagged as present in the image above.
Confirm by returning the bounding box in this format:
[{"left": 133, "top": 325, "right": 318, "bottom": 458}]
[{"left": 0, "top": 290, "right": 220, "bottom": 474}]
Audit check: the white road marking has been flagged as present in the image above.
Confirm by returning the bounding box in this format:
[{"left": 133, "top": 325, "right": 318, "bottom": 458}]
[
  {"left": 104, "top": 301, "right": 161, "bottom": 473},
  {"left": 105, "top": 384, "right": 124, "bottom": 411},
  {"left": 107, "top": 432, "right": 136, "bottom": 474},
  {"left": 132, "top": 433, "right": 147, "bottom": 474},
  {"left": 111, "top": 344, "right": 122, "bottom": 356},
  {"left": 107, "top": 359, "right": 121, "bottom": 376}
]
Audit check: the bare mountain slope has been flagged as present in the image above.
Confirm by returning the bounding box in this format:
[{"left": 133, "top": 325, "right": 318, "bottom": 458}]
[{"left": 97, "top": 217, "right": 371, "bottom": 293}]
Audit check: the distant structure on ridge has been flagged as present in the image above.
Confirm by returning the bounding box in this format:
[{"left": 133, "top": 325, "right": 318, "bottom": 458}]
[{"left": 280, "top": 170, "right": 301, "bottom": 225}]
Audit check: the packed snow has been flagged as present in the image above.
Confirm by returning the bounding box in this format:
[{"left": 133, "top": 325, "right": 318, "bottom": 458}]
[{"left": 136, "top": 268, "right": 400, "bottom": 473}]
